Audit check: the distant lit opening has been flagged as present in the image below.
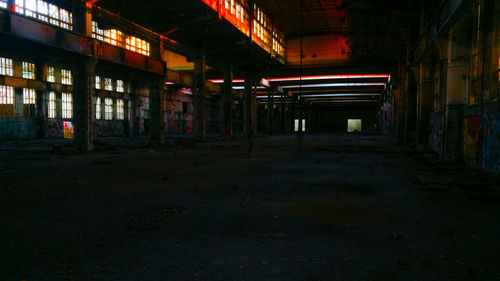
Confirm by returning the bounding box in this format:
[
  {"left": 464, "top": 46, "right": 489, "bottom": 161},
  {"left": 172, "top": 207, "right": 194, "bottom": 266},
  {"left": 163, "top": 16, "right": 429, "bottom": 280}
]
[
  {"left": 347, "top": 119, "right": 362, "bottom": 133},
  {"left": 294, "top": 119, "right": 306, "bottom": 132}
]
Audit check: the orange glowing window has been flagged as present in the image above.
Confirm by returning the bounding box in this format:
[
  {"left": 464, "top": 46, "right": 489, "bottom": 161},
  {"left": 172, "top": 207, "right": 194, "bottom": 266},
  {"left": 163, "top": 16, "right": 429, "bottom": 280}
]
[
  {"left": 22, "top": 62, "right": 35, "bottom": 79},
  {"left": 104, "top": 29, "right": 123, "bottom": 47},
  {"left": 126, "top": 36, "right": 150, "bottom": 56}
]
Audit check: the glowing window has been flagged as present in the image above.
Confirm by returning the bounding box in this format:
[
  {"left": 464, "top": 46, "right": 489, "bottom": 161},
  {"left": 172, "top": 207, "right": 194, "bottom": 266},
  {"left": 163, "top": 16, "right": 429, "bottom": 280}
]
[
  {"left": 22, "top": 62, "right": 35, "bottom": 79},
  {"left": 0, "top": 0, "right": 7, "bottom": 9},
  {"left": 104, "top": 98, "right": 113, "bottom": 120},
  {"left": 0, "top": 57, "right": 13, "bottom": 76},
  {"left": 103, "top": 29, "right": 123, "bottom": 47},
  {"left": 37, "top": 0, "right": 48, "bottom": 22},
  {"left": 294, "top": 119, "right": 306, "bottom": 132},
  {"left": 15, "top": 0, "right": 71, "bottom": 29},
  {"left": 104, "top": 78, "right": 113, "bottom": 91},
  {"left": 48, "top": 91, "right": 56, "bottom": 118},
  {"left": 23, "top": 88, "right": 36, "bottom": 104},
  {"left": 95, "top": 76, "right": 101, "bottom": 89},
  {"left": 126, "top": 36, "right": 150, "bottom": 56},
  {"left": 91, "top": 21, "right": 104, "bottom": 41},
  {"left": 116, "top": 80, "right": 124, "bottom": 93},
  {"left": 0, "top": 86, "right": 14, "bottom": 104},
  {"left": 95, "top": 97, "right": 101, "bottom": 120},
  {"left": 347, "top": 119, "right": 362, "bottom": 133},
  {"left": 61, "top": 69, "right": 72, "bottom": 85},
  {"left": 62, "top": 92, "right": 72, "bottom": 119},
  {"left": 116, "top": 99, "right": 124, "bottom": 120},
  {"left": 47, "top": 66, "right": 55, "bottom": 82}
]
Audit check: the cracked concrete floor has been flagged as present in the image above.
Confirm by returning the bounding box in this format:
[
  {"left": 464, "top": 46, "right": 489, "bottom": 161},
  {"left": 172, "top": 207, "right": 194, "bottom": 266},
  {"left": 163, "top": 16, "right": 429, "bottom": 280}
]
[{"left": 0, "top": 135, "right": 499, "bottom": 281}]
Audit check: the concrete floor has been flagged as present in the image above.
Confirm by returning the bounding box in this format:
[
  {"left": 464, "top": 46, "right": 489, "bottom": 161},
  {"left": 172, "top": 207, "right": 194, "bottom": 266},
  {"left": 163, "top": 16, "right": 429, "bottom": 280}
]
[{"left": 0, "top": 135, "right": 499, "bottom": 281}]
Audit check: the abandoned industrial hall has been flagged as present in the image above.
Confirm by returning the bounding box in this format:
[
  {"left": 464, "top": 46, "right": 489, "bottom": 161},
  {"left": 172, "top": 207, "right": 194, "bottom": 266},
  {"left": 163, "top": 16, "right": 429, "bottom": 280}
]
[{"left": 1, "top": 0, "right": 499, "bottom": 280}]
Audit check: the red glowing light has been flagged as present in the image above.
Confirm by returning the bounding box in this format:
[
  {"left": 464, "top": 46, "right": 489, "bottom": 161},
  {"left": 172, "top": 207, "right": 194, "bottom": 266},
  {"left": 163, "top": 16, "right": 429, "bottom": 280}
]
[{"left": 267, "top": 74, "right": 391, "bottom": 82}]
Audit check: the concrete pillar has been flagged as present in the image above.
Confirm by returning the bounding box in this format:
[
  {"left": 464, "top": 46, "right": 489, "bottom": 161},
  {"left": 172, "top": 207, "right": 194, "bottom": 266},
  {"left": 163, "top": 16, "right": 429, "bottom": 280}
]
[
  {"left": 36, "top": 63, "right": 48, "bottom": 138},
  {"left": 223, "top": 65, "right": 233, "bottom": 138},
  {"left": 267, "top": 87, "right": 273, "bottom": 135},
  {"left": 149, "top": 78, "right": 165, "bottom": 145},
  {"left": 194, "top": 45, "right": 207, "bottom": 141},
  {"left": 280, "top": 92, "right": 286, "bottom": 133},
  {"left": 72, "top": 1, "right": 95, "bottom": 151},
  {"left": 73, "top": 58, "right": 96, "bottom": 151}
]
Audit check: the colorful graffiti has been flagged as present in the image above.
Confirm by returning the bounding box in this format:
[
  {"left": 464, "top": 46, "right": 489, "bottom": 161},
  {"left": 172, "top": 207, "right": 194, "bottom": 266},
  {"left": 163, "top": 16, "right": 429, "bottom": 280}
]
[
  {"left": 63, "top": 122, "right": 74, "bottom": 139},
  {"left": 47, "top": 121, "right": 63, "bottom": 137},
  {"left": 463, "top": 112, "right": 500, "bottom": 173}
]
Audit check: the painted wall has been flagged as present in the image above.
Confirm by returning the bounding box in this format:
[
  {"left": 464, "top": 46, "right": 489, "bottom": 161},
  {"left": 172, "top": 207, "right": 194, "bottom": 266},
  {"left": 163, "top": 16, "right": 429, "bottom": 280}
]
[
  {"left": 0, "top": 118, "right": 37, "bottom": 139},
  {"left": 463, "top": 104, "right": 500, "bottom": 173}
]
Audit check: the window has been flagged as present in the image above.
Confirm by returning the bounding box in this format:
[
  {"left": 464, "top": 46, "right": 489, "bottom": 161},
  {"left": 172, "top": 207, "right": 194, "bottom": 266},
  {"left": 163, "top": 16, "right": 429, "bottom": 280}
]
[
  {"left": 0, "top": 57, "right": 13, "bottom": 76},
  {"left": 95, "top": 97, "right": 101, "bottom": 120},
  {"left": 0, "top": 0, "right": 7, "bottom": 9},
  {"left": 15, "top": 0, "right": 72, "bottom": 29},
  {"left": 0, "top": 86, "right": 14, "bottom": 104},
  {"left": 116, "top": 99, "right": 124, "bottom": 120},
  {"left": 48, "top": 91, "right": 56, "bottom": 118},
  {"left": 22, "top": 62, "right": 35, "bottom": 79},
  {"left": 61, "top": 69, "right": 72, "bottom": 85},
  {"left": 294, "top": 119, "right": 305, "bottom": 132},
  {"left": 126, "top": 36, "right": 150, "bottom": 56},
  {"left": 92, "top": 21, "right": 104, "bottom": 41},
  {"left": 92, "top": 20, "right": 151, "bottom": 56},
  {"left": 347, "top": 119, "right": 362, "bottom": 133},
  {"left": 95, "top": 76, "right": 101, "bottom": 89},
  {"left": 104, "top": 98, "right": 113, "bottom": 120},
  {"left": 23, "top": 88, "right": 36, "bottom": 104},
  {"left": 47, "top": 66, "right": 55, "bottom": 82},
  {"left": 116, "top": 80, "right": 124, "bottom": 93},
  {"left": 62, "top": 92, "right": 72, "bottom": 119},
  {"left": 104, "top": 29, "right": 123, "bottom": 47},
  {"left": 104, "top": 78, "right": 113, "bottom": 91}
]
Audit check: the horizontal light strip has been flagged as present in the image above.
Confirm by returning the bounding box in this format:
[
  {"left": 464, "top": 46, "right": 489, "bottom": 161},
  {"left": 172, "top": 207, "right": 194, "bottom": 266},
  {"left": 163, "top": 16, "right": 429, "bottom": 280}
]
[
  {"left": 233, "top": 86, "right": 267, "bottom": 90},
  {"left": 209, "top": 79, "right": 245, "bottom": 84},
  {"left": 281, "top": 83, "right": 386, "bottom": 89},
  {"left": 209, "top": 74, "right": 391, "bottom": 84},
  {"left": 267, "top": 74, "right": 390, "bottom": 82},
  {"left": 256, "top": 95, "right": 283, "bottom": 99}
]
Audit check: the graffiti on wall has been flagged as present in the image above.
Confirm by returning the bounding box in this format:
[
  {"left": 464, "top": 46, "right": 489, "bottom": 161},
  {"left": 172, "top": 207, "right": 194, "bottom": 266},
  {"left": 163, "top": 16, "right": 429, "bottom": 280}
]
[
  {"left": 463, "top": 112, "right": 500, "bottom": 173},
  {"left": 0, "top": 119, "right": 37, "bottom": 139},
  {"left": 47, "top": 121, "right": 63, "bottom": 137}
]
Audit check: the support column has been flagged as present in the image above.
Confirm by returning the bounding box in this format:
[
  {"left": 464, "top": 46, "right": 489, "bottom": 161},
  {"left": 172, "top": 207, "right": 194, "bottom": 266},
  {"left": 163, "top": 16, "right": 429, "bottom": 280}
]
[
  {"left": 73, "top": 1, "right": 95, "bottom": 151},
  {"left": 73, "top": 58, "right": 96, "bottom": 151},
  {"left": 149, "top": 78, "right": 165, "bottom": 145},
  {"left": 194, "top": 45, "right": 207, "bottom": 141},
  {"left": 223, "top": 65, "right": 233, "bottom": 138},
  {"left": 36, "top": 63, "right": 48, "bottom": 138},
  {"left": 280, "top": 92, "right": 286, "bottom": 133},
  {"left": 267, "top": 87, "right": 273, "bottom": 135}
]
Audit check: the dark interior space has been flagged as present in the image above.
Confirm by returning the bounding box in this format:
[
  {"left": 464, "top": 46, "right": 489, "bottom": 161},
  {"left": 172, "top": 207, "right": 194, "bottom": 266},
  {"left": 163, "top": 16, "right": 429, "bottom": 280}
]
[{"left": 1, "top": 0, "right": 500, "bottom": 280}]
